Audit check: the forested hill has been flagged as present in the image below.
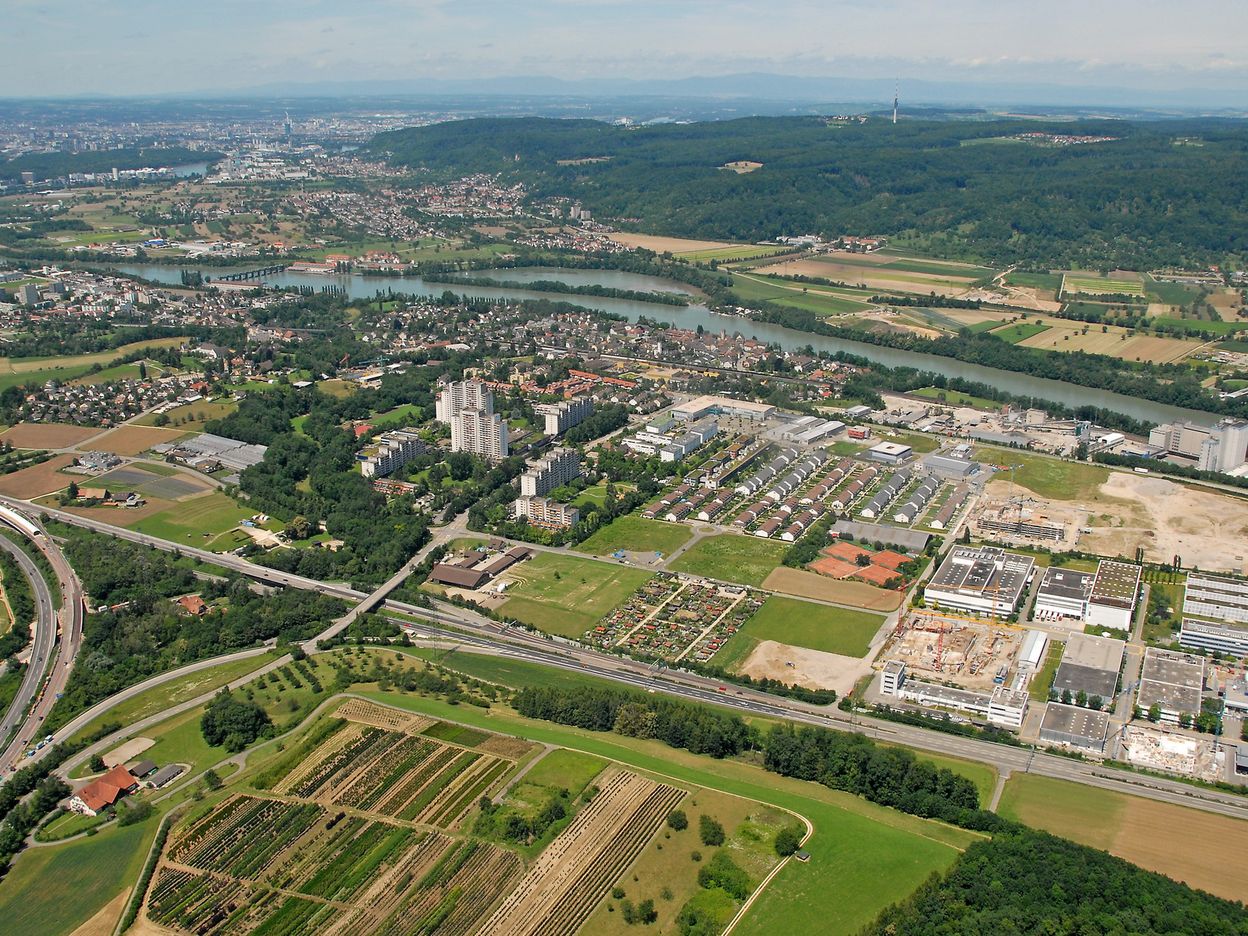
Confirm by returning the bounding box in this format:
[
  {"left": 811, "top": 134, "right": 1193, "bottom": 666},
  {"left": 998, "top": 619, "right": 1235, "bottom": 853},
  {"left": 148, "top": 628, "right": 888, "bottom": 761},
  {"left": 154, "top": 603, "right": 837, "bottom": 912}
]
[{"left": 372, "top": 116, "right": 1248, "bottom": 268}]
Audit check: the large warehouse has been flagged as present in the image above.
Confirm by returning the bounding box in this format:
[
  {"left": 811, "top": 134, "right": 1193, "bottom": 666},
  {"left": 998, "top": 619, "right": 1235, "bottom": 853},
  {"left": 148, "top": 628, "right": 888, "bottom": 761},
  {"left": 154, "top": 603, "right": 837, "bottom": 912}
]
[
  {"left": 1039, "top": 703, "right": 1111, "bottom": 754},
  {"left": 924, "top": 546, "right": 1035, "bottom": 617},
  {"left": 1136, "top": 647, "right": 1206, "bottom": 724},
  {"left": 1085, "top": 560, "right": 1142, "bottom": 632},
  {"left": 1051, "top": 633, "right": 1124, "bottom": 702},
  {"left": 1032, "top": 567, "right": 1095, "bottom": 623}
]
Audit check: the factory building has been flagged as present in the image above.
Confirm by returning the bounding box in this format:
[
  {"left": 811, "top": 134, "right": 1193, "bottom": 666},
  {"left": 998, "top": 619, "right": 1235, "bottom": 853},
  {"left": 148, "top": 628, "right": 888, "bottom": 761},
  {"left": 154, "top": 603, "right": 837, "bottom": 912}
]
[
  {"left": 1032, "top": 567, "right": 1095, "bottom": 622},
  {"left": 924, "top": 546, "right": 1035, "bottom": 617},
  {"left": 1136, "top": 647, "right": 1206, "bottom": 724},
  {"left": 1039, "top": 703, "right": 1110, "bottom": 753},
  {"left": 1086, "top": 560, "right": 1142, "bottom": 632}
]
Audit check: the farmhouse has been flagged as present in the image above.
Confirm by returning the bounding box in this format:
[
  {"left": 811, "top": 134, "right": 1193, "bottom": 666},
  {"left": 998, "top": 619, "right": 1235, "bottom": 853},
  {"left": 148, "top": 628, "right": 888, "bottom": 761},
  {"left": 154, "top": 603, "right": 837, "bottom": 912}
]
[{"left": 69, "top": 765, "right": 139, "bottom": 816}]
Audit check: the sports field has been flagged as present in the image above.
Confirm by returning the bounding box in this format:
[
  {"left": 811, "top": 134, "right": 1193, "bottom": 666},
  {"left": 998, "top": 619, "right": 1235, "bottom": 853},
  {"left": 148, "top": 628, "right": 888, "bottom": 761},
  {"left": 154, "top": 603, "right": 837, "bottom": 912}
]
[
  {"left": 130, "top": 491, "right": 253, "bottom": 544},
  {"left": 997, "top": 773, "right": 1248, "bottom": 901},
  {"left": 668, "top": 534, "right": 789, "bottom": 587},
  {"left": 575, "top": 514, "right": 693, "bottom": 557},
  {"left": 715, "top": 595, "right": 886, "bottom": 662},
  {"left": 499, "top": 552, "right": 654, "bottom": 638}
]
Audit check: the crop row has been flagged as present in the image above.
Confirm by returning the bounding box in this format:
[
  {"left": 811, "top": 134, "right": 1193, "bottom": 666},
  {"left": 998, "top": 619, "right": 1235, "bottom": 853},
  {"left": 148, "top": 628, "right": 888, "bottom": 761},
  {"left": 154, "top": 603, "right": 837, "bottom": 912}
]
[
  {"left": 427, "top": 758, "right": 511, "bottom": 829},
  {"left": 170, "top": 796, "right": 323, "bottom": 879},
  {"left": 335, "top": 735, "right": 437, "bottom": 811},
  {"left": 277, "top": 725, "right": 395, "bottom": 798},
  {"left": 389, "top": 750, "right": 479, "bottom": 821}
]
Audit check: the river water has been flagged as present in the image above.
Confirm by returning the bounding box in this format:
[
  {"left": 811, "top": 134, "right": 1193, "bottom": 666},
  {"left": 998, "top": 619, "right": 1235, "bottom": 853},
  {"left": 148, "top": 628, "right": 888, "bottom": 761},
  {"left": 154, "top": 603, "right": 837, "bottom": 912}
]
[{"left": 111, "top": 263, "right": 1217, "bottom": 427}]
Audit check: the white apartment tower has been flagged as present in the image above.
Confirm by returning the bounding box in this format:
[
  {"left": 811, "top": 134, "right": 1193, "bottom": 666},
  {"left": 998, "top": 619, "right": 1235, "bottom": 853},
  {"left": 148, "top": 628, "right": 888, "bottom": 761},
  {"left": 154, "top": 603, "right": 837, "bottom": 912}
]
[
  {"left": 450, "top": 409, "right": 509, "bottom": 459},
  {"left": 519, "top": 448, "right": 582, "bottom": 497},
  {"left": 436, "top": 379, "right": 494, "bottom": 423}
]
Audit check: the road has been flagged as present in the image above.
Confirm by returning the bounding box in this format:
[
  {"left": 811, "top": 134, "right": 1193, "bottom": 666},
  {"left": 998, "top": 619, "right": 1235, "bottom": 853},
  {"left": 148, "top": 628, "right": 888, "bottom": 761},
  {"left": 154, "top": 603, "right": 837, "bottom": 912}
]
[
  {"left": 13, "top": 495, "right": 1248, "bottom": 823},
  {"left": 0, "top": 511, "right": 85, "bottom": 775}
]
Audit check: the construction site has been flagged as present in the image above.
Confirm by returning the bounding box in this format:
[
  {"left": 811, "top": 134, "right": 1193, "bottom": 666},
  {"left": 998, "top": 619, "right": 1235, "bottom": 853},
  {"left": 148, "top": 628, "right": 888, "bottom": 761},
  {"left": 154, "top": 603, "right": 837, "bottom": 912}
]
[
  {"left": 878, "top": 610, "right": 1024, "bottom": 691},
  {"left": 1121, "top": 725, "right": 1226, "bottom": 782},
  {"left": 971, "top": 494, "right": 1083, "bottom": 549}
]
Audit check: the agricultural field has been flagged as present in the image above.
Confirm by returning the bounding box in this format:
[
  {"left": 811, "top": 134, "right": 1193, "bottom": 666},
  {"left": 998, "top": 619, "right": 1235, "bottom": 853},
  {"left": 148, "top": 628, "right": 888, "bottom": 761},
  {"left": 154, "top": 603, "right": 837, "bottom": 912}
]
[
  {"left": 0, "top": 452, "right": 77, "bottom": 499},
  {"left": 0, "top": 422, "right": 99, "bottom": 449},
  {"left": 667, "top": 533, "right": 789, "bottom": 587},
  {"left": 1060, "top": 273, "right": 1146, "bottom": 297},
  {"left": 714, "top": 595, "right": 887, "bottom": 663},
  {"left": 87, "top": 424, "right": 191, "bottom": 455},
  {"left": 728, "top": 272, "right": 875, "bottom": 315},
  {"left": 761, "top": 566, "right": 904, "bottom": 612},
  {"left": 989, "top": 321, "right": 1051, "bottom": 343},
  {"left": 498, "top": 552, "right": 654, "bottom": 639},
  {"left": 997, "top": 773, "right": 1248, "bottom": 902},
  {"left": 751, "top": 255, "right": 980, "bottom": 298},
  {"left": 575, "top": 514, "right": 693, "bottom": 558}
]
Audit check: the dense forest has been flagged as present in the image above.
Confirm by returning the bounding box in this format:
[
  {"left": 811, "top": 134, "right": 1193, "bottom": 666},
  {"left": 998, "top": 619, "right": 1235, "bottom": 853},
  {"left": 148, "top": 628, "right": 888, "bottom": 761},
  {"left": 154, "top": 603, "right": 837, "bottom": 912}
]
[
  {"left": 372, "top": 116, "right": 1248, "bottom": 269},
  {"left": 864, "top": 828, "right": 1248, "bottom": 935}
]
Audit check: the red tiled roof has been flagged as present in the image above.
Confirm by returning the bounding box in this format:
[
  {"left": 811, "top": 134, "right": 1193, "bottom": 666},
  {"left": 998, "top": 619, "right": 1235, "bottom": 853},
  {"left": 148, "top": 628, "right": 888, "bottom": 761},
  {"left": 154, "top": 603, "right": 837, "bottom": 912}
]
[{"left": 76, "top": 765, "right": 137, "bottom": 813}]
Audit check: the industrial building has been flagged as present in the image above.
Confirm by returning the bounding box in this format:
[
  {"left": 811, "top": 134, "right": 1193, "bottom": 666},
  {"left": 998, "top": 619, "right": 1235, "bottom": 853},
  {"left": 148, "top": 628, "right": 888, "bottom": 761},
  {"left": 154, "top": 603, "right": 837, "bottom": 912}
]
[
  {"left": 519, "top": 448, "right": 581, "bottom": 497},
  {"left": 880, "top": 661, "right": 1027, "bottom": 729},
  {"left": 922, "top": 453, "right": 979, "bottom": 480},
  {"left": 779, "top": 415, "right": 846, "bottom": 444},
  {"left": 1032, "top": 567, "right": 1095, "bottom": 622},
  {"left": 1051, "top": 633, "right": 1124, "bottom": 701},
  {"left": 1039, "top": 703, "right": 1110, "bottom": 753},
  {"left": 1137, "top": 647, "right": 1206, "bottom": 724},
  {"left": 358, "top": 429, "right": 427, "bottom": 478},
  {"left": 1018, "top": 630, "right": 1049, "bottom": 673},
  {"left": 1183, "top": 572, "right": 1248, "bottom": 625},
  {"left": 1179, "top": 618, "right": 1248, "bottom": 658},
  {"left": 535, "top": 397, "right": 593, "bottom": 436},
  {"left": 670, "top": 394, "right": 775, "bottom": 422},
  {"left": 924, "top": 546, "right": 1035, "bottom": 617},
  {"left": 1149, "top": 417, "right": 1248, "bottom": 474},
  {"left": 450, "top": 408, "right": 509, "bottom": 459},
  {"left": 1086, "top": 560, "right": 1142, "bottom": 632},
  {"left": 866, "top": 441, "right": 913, "bottom": 464}
]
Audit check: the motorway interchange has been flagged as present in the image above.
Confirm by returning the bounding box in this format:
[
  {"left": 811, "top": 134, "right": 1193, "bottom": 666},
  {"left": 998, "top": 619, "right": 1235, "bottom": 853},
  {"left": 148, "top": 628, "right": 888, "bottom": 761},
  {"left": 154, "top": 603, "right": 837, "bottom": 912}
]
[{"left": 1, "top": 494, "right": 1247, "bottom": 825}]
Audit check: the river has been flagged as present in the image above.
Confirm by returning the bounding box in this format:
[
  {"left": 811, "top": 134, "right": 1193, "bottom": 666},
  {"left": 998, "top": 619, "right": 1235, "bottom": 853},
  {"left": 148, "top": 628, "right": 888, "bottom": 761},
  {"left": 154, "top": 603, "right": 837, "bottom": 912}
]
[{"left": 111, "top": 263, "right": 1218, "bottom": 427}]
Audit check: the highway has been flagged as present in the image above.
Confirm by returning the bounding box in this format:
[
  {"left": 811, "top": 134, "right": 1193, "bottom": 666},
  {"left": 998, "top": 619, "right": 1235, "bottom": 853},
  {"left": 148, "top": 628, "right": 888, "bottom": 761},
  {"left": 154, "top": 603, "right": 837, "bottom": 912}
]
[
  {"left": 0, "top": 510, "right": 85, "bottom": 774},
  {"left": 11, "top": 495, "right": 1248, "bottom": 822}
]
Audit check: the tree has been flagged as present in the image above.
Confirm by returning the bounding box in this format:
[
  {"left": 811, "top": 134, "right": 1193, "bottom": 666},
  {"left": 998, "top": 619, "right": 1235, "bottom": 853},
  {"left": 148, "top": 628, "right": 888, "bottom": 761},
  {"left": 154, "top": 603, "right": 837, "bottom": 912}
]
[
  {"left": 200, "top": 689, "right": 272, "bottom": 752},
  {"left": 88, "top": 753, "right": 105, "bottom": 772},
  {"left": 667, "top": 809, "right": 688, "bottom": 831},
  {"left": 1147, "top": 703, "right": 1162, "bottom": 723},
  {"left": 202, "top": 768, "right": 223, "bottom": 791},
  {"left": 698, "top": 814, "right": 725, "bottom": 846},
  {"left": 774, "top": 824, "right": 803, "bottom": 857},
  {"left": 67, "top": 480, "right": 79, "bottom": 500}
]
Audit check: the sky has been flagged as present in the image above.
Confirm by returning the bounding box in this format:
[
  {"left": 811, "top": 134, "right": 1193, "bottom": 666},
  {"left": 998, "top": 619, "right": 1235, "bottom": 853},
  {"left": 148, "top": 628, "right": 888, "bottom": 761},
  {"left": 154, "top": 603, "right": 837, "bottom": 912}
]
[{"left": 6, "top": 0, "right": 1248, "bottom": 100}]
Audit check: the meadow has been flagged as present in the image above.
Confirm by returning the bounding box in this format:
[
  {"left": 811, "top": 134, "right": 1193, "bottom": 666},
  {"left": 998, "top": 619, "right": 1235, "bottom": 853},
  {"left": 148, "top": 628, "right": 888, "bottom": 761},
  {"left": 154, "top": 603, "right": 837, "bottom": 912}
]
[
  {"left": 575, "top": 514, "right": 693, "bottom": 557},
  {"left": 499, "top": 552, "right": 654, "bottom": 638},
  {"left": 715, "top": 595, "right": 886, "bottom": 662},
  {"left": 668, "top": 533, "right": 789, "bottom": 587}
]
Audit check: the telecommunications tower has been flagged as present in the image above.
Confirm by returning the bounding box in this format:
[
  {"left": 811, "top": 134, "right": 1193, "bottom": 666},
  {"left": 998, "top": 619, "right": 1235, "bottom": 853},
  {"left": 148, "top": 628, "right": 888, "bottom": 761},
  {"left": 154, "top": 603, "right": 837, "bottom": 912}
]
[{"left": 893, "top": 83, "right": 898, "bottom": 124}]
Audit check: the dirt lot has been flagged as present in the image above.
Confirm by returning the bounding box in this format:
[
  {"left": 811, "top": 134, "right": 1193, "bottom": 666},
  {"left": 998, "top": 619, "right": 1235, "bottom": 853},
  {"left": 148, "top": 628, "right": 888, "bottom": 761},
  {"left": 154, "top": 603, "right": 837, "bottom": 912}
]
[
  {"left": 89, "top": 426, "right": 191, "bottom": 456},
  {"left": 0, "top": 422, "right": 100, "bottom": 449},
  {"left": 0, "top": 453, "right": 77, "bottom": 498},
  {"left": 1016, "top": 321, "right": 1197, "bottom": 364},
  {"left": 102, "top": 737, "right": 153, "bottom": 768},
  {"left": 1081, "top": 472, "right": 1248, "bottom": 573},
  {"left": 739, "top": 639, "right": 870, "bottom": 693},
  {"left": 763, "top": 566, "right": 903, "bottom": 611},
  {"left": 606, "top": 233, "right": 746, "bottom": 254}
]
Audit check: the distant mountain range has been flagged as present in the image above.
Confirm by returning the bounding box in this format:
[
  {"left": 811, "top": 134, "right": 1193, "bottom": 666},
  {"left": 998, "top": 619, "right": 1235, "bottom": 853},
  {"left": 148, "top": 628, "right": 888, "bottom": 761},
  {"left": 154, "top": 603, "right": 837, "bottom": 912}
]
[{"left": 215, "top": 72, "right": 1247, "bottom": 112}]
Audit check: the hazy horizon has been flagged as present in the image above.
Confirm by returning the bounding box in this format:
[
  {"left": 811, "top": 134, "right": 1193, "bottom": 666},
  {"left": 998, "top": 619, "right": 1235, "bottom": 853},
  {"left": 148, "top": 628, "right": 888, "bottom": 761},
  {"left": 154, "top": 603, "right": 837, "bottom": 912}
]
[{"left": 6, "top": 0, "right": 1248, "bottom": 106}]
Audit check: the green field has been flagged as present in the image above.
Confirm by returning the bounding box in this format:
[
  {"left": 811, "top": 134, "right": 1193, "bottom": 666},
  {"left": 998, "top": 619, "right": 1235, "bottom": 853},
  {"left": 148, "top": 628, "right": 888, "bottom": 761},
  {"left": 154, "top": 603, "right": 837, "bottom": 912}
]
[
  {"left": 576, "top": 514, "right": 693, "bottom": 557},
  {"left": 500, "top": 552, "right": 654, "bottom": 638},
  {"left": 682, "top": 244, "right": 793, "bottom": 263},
  {"left": 668, "top": 534, "right": 789, "bottom": 587},
  {"left": 0, "top": 337, "right": 189, "bottom": 394},
  {"left": 990, "top": 321, "right": 1051, "bottom": 343},
  {"left": 997, "top": 773, "right": 1124, "bottom": 849},
  {"left": 729, "top": 273, "right": 874, "bottom": 316},
  {"left": 136, "top": 398, "right": 238, "bottom": 430},
  {"left": 1146, "top": 278, "right": 1202, "bottom": 306},
  {"left": 1152, "top": 316, "right": 1248, "bottom": 336},
  {"left": 976, "top": 448, "right": 1109, "bottom": 501},
  {"left": 1062, "top": 274, "right": 1146, "bottom": 297},
  {"left": 0, "top": 818, "right": 154, "bottom": 936},
  {"left": 132, "top": 491, "right": 255, "bottom": 545},
  {"left": 715, "top": 595, "right": 886, "bottom": 663},
  {"left": 1004, "top": 271, "right": 1063, "bottom": 292},
  {"left": 909, "top": 386, "right": 1001, "bottom": 410}
]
